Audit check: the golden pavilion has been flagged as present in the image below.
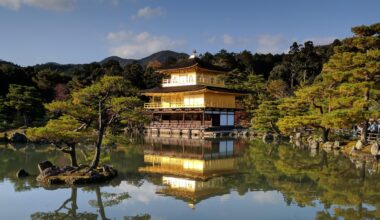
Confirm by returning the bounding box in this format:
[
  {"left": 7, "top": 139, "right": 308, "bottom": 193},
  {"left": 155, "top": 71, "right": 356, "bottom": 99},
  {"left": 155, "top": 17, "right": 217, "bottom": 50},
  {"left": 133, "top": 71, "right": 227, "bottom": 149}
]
[{"left": 142, "top": 54, "right": 246, "bottom": 138}]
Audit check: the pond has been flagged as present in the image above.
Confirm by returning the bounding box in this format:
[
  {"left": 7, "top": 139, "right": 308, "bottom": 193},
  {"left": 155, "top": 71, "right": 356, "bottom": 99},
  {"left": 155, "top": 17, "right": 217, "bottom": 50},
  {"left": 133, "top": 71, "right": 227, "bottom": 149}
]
[{"left": 0, "top": 137, "right": 379, "bottom": 220}]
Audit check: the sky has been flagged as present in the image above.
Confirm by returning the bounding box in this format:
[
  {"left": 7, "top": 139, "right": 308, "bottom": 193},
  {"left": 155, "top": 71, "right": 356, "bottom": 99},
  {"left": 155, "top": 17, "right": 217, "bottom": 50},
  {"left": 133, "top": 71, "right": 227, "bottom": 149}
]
[{"left": 0, "top": 0, "right": 379, "bottom": 66}]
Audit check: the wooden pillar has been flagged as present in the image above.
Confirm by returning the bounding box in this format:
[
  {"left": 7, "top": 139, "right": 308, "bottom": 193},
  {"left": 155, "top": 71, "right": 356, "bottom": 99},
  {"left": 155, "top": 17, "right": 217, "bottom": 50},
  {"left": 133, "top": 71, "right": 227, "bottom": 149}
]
[
  {"left": 151, "top": 112, "right": 155, "bottom": 127},
  {"left": 202, "top": 111, "right": 205, "bottom": 126}
]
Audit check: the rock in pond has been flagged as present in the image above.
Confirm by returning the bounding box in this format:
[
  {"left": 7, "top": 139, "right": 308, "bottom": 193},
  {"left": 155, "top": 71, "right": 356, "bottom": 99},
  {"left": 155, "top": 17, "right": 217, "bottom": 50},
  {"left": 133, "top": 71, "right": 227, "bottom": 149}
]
[
  {"left": 310, "top": 140, "right": 319, "bottom": 149},
  {"left": 355, "top": 140, "right": 364, "bottom": 150},
  {"left": 36, "top": 164, "right": 118, "bottom": 185},
  {"left": 38, "top": 161, "right": 54, "bottom": 173},
  {"left": 322, "top": 142, "right": 334, "bottom": 149},
  {"left": 262, "top": 133, "right": 274, "bottom": 143},
  {"left": 371, "top": 142, "right": 380, "bottom": 156},
  {"left": 16, "top": 169, "right": 29, "bottom": 178},
  {"left": 295, "top": 132, "right": 302, "bottom": 140},
  {"left": 9, "top": 132, "right": 27, "bottom": 143},
  {"left": 333, "top": 141, "right": 340, "bottom": 149}
]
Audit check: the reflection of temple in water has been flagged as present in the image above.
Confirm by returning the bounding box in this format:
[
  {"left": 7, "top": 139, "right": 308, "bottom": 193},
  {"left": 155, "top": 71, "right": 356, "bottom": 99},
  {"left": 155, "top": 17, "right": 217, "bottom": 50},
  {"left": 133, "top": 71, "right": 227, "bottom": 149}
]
[{"left": 139, "top": 137, "right": 246, "bottom": 207}]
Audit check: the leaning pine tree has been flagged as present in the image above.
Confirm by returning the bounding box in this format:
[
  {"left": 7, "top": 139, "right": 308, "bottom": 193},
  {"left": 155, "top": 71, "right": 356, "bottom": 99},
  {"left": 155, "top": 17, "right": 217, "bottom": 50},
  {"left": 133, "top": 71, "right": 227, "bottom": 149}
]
[{"left": 28, "top": 76, "right": 144, "bottom": 171}]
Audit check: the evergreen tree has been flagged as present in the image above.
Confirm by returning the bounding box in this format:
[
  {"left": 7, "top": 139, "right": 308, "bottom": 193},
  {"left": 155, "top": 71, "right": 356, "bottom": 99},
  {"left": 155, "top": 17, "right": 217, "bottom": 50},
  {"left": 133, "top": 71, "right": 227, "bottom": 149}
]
[
  {"left": 123, "top": 62, "right": 145, "bottom": 89},
  {"left": 252, "top": 100, "right": 281, "bottom": 134},
  {"left": 27, "top": 116, "right": 93, "bottom": 166},
  {"left": 40, "top": 76, "right": 145, "bottom": 169},
  {"left": 5, "top": 84, "right": 43, "bottom": 127},
  {"left": 276, "top": 22, "right": 380, "bottom": 142}
]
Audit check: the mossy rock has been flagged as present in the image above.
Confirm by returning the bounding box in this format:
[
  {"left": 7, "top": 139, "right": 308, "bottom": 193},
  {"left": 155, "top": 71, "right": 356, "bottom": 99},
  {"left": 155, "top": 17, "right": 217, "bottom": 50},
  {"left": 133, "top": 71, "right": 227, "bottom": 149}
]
[{"left": 37, "top": 165, "right": 117, "bottom": 186}]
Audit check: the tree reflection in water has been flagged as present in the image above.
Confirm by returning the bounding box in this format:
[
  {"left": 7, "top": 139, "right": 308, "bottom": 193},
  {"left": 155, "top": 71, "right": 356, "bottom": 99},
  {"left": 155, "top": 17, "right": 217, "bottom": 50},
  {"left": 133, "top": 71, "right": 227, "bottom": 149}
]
[
  {"left": 30, "top": 187, "right": 97, "bottom": 220},
  {"left": 30, "top": 186, "right": 150, "bottom": 220},
  {"left": 3, "top": 139, "right": 380, "bottom": 219},
  {"left": 240, "top": 140, "right": 380, "bottom": 219}
]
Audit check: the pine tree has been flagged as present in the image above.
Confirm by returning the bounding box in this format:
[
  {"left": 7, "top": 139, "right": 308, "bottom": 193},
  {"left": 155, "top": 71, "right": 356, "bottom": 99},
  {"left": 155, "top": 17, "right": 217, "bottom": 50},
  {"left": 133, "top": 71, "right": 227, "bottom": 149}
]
[
  {"left": 277, "top": 22, "right": 380, "bottom": 142},
  {"left": 252, "top": 100, "right": 281, "bottom": 134},
  {"left": 28, "top": 76, "right": 145, "bottom": 169},
  {"left": 5, "top": 84, "right": 43, "bottom": 127}
]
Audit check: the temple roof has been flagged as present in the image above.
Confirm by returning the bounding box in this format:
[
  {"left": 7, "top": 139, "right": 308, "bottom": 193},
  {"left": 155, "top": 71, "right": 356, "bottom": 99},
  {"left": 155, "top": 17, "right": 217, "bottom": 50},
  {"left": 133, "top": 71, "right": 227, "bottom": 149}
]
[
  {"left": 142, "top": 85, "right": 247, "bottom": 94},
  {"left": 158, "top": 57, "right": 229, "bottom": 73}
]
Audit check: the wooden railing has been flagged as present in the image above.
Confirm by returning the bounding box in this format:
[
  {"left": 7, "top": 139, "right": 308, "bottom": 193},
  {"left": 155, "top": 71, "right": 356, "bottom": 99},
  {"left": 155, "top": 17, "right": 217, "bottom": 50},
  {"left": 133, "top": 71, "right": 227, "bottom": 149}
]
[
  {"left": 368, "top": 132, "right": 380, "bottom": 141},
  {"left": 149, "top": 120, "right": 212, "bottom": 129},
  {"left": 144, "top": 101, "right": 242, "bottom": 109},
  {"left": 161, "top": 78, "right": 225, "bottom": 87},
  {"left": 196, "top": 78, "right": 225, "bottom": 87},
  {"left": 162, "top": 78, "right": 196, "bottom": 87},
  {"left": 144, "top": 102, "right": 205, "bottom": 108}
]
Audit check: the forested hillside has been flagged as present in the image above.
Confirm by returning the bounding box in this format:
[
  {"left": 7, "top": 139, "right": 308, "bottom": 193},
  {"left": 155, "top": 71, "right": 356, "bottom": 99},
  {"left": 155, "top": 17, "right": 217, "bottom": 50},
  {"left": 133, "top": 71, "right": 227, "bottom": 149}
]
[{"left": 1, "top": 22, "right": 378, "bottom": 144}]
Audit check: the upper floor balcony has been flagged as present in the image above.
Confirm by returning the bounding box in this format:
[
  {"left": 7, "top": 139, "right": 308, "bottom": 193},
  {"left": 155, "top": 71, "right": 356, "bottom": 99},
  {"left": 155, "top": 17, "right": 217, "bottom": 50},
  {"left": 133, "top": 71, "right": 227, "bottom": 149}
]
[
  {"left": 162, "top": 75, "right": 225, "bottom": 87},
  {"left": 144, "top": 100, "right": 244, "bottom": 109}
]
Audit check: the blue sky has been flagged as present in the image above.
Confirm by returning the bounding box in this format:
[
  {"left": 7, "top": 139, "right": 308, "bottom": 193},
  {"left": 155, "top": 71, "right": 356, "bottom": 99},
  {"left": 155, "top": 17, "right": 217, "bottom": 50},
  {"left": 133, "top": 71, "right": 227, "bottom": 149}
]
[{"left": 0, "top": 0, "right": 379, "bottom": 66}]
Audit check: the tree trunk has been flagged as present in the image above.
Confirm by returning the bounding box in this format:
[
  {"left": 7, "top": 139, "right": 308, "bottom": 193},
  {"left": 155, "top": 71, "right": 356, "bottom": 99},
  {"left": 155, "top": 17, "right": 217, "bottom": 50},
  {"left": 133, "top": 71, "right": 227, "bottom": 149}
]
[
  {"left": 361, "top": 121, "right": 368, "bottom": 143},
  {"left": 69, "top": 144, "right": 78, "bottom": 167},
  {"left": 270, "top": 121, "right": 282, "bottom": 136},
  {"left": 360, "top": 86, "right": 370, "bottom": 144},
  {"left": 320, "top": 150, "right": 328, "bottom": 169},
  {"left": 360, "top": 161, "right": 366, "bottom": 182},
  {"left": 23, "top": 113, "right": 28, "bottom": 127},
  {"left": 303, "top": 69, "right": 306, "bottom": 85},
  {"left": 361, "top": 86, "right": 370, "bottom": 143},
  {"left": 322, "top": 128, "right": 330, "bottom": 143},
  {"left": 290, "top": 72, "right": 294, "bottom": 89},
  {"left": 95, "top": 187, "right": 107, "bottom": 220},
  {"left": 90, "top": 100, "right": 105, "bottom": 169},
  {"left": 70, "top": 187, "right": 78, "bottom": 218},
  {"left": 90, "top": 126, "right": 105, "bottom": 169}
]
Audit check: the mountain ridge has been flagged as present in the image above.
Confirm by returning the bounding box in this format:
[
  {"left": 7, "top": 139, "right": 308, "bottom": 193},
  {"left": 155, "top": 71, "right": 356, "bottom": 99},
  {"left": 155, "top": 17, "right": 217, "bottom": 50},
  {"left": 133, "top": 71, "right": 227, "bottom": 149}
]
[
  {"left": 100, "top": 50, "right": 189, "bottom": 67},
  {"left": 0, "top": 50, "right": 189, "bottom": 68}
]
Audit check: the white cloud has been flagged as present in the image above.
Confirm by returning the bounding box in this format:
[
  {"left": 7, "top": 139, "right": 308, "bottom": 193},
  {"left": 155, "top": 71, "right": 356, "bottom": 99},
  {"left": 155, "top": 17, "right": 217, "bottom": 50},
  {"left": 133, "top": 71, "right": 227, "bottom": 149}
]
[
  {"left": 207, "top": 36, "right": 217, "bottom": 44},
  {"left": 109, "top": 0, "right": 118, "bottom": 6},
  {"left": 256, "top": 34, "right": 288, "bottom": 54},
  {"left": 107, "top": 30, "right": 133, "bottom": 42},
  {"left": 107, "top": 30, "right": 185, "bottom": 58},
  {"left": 304, "top": 36, "right": 336, "bottom": 46},
  {"left": 223, "top": 34, "right": 234, "bottom": 45},
  {"left": 0, "top": 0, "right": 75, "bottom": 11},
  {"left": 209, "top": 34, "right": 253, "bottom": 47},
  {"left": 117, "top": 181, "right": 159, "bottom": 204},
  {"left": 0, "top": 0, "right": 21, "bottom": 10},
  {"left": 252, "top": 191, "right": 282, "bottom": 204},
  {"left": 132, "top": 6, "right": 164, "bottom": 20},
  {"left": 25, "top": 0, "right": 74, "bottom": 11}
]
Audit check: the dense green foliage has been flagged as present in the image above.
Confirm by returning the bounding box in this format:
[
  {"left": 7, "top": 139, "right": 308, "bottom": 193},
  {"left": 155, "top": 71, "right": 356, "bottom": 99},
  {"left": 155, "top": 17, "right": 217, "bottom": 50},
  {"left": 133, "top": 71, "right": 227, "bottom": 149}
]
[
  {"left": 27, "top": 76, "right": 145, "bottom": 168},
  {"left": 275, "top": 22, "right": 380, "bottom": 141},
  {"left": 1, "top": 22, "right": 379, "bottom": 143},
  {"left": 0, "top": 60, "right": 163, "bottom": 131}
]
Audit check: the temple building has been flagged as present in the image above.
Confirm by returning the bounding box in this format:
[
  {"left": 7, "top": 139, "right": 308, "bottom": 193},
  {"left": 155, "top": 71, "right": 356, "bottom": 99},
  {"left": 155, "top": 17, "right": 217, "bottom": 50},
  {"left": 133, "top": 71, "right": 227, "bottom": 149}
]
[{"left": 142, "top": 54, "right": 246, "bottom": 138}]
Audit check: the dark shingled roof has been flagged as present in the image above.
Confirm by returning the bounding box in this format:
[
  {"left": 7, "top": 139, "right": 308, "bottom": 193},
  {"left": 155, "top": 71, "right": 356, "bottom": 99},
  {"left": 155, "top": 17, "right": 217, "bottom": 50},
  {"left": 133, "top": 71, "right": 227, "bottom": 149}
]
[
  {"left": 159, "top": 58, "right": 229, "bottom": 72},
  {"left": 142, "top": 85, "right": 247, "bottom": 94}
]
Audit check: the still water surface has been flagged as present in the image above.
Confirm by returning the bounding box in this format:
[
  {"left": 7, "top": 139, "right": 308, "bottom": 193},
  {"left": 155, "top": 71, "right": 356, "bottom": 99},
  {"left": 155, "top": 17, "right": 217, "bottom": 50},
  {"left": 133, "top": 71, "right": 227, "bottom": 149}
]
[{"left": 0, "top": 138, "right": 379, "bottom": 220}]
